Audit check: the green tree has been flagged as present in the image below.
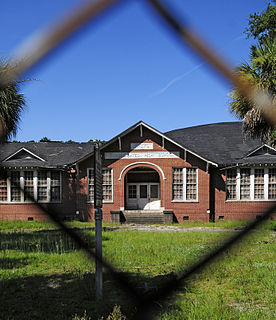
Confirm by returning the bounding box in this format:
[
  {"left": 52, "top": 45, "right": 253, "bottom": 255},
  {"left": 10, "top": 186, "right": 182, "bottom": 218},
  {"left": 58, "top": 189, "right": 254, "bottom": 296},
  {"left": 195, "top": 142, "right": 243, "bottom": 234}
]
[
  {"left": 246, "top": 0, "right": 276, "bottom": 44},
  {"left": 40, "top": 137, "right": 51, "bottom": 142},
  {"left": 0, "top": 62, "right": 26, "bottom": 141},
  {"left": 229, "top": 1, "right": 276, "bottom": 144}
]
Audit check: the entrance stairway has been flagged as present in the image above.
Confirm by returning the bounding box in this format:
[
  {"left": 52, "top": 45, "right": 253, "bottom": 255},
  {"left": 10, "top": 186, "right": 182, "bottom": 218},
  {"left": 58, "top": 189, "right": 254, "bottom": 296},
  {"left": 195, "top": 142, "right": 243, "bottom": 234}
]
[{"left": 123, "top": 210, "right": 165, "bottom": 224}]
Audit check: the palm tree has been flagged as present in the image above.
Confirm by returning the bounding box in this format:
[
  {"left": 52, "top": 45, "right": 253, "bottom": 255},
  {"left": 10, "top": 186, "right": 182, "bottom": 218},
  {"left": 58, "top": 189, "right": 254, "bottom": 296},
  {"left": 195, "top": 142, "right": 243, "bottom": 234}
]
[
  {"left": 229, "top": 38, "right": 276, "bottom": 144},
  {"left": 0, "top": 61, "right": 25, "bottom": 141}
]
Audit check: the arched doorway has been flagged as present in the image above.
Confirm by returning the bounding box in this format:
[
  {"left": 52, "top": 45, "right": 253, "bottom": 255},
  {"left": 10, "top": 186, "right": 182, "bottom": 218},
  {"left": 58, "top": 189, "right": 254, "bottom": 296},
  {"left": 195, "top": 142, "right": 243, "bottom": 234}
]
[{"left": 124, "top": 166, "right": 161, "bottom": 210}]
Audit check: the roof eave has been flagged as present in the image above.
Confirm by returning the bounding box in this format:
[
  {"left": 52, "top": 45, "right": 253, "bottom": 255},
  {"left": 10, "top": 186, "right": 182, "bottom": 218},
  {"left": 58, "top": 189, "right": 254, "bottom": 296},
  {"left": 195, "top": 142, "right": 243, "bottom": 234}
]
[{"left": 74, "top": 121, "right": 218, "bottom": 167}]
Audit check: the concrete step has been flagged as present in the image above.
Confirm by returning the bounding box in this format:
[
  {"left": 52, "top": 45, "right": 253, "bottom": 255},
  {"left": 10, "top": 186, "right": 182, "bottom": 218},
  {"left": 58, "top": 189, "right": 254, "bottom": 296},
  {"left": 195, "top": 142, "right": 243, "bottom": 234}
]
[{"left": 123, "top": 210, "right": 165, "bottom": 224}]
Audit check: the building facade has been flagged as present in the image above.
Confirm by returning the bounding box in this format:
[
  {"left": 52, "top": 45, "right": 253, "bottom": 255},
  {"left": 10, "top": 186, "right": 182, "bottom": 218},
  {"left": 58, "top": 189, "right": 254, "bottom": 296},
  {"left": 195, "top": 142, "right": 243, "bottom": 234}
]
[{"left": 0, "top": 121, "right": 275, "bottom": 222}]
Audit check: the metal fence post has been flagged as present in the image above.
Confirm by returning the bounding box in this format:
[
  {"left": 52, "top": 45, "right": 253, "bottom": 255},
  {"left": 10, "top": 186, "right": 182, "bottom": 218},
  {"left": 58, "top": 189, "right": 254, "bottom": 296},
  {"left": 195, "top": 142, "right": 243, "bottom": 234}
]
[
  {"left": 94, "top": 143, "right": 103, "bottom": 300},
  {"left": 95, "top": 207, "right": 103, "bottom": 300}
]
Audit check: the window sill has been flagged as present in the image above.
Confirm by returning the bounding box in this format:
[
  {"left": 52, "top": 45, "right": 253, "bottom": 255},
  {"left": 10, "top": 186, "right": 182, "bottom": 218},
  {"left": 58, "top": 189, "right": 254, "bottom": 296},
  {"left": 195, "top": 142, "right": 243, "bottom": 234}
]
[
  {"left": 0, "top": 201, "right": 62, "bottom": 204},
  {"left": 87, "top": 201, "right": 114, "bottom": 204},
  {"left": 225, "top": 199, "right": 276, "bottom": 202},
  {"left": 171, "top": 200, "right": 199, "bottom": 203}
]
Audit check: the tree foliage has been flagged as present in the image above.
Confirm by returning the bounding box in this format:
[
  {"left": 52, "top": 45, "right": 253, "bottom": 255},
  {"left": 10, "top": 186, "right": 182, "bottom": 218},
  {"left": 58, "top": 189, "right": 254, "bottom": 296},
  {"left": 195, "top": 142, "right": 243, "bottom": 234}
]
[
  {"left": 229, "top": 1, "right": 276, "bottom": 144},
  {"left": 246, "top": 0, "right": 276, "bottom": 44},
  {"left": 40, "top": 137, "right": 51, "bottom": 142},
  {"left": 0, "top": 61, "right": 26, "bottom": 141}
]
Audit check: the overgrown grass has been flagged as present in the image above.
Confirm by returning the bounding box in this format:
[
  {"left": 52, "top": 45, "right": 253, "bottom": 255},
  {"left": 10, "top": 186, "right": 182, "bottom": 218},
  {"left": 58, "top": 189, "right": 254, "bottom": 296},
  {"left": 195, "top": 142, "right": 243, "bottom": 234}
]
[
  {"left": 0, "top": 220, "right": 94, "bottom": 231},
  {"left": 174, "top": 219, "right": 276, "bottom": 230},
  {"left": 0, "top": 223, "right": 275, "bottom": 319},
  {"left": 1, "top": 219, "right": 275, "bottom": 231}
]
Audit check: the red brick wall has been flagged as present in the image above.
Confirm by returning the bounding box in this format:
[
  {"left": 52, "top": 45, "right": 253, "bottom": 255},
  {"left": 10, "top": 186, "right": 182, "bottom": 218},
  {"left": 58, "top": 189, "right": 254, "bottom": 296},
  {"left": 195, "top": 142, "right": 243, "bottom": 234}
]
[
  {"left": 213, "top": 170, "right": 276, "bottom": 221},
  {"left": 77, "top": 126, "right": 211, "bottom": 222}
]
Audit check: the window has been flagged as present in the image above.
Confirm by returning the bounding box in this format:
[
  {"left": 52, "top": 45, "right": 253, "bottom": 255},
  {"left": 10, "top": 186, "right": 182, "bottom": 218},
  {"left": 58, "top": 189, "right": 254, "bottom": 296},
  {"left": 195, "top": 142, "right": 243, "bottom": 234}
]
[
  {"left": 226, "top": 167, "right": 276, "bottom": 201},
  {"left": 24, "top": 171, "right": 34, "bottom": 201},
  {"left": 0, "top": 170, "right": 61, "bottom": 203},
  {"left": 0, "top": 173, "right": 7, "bottom": 201},
  {"left": 172, "top": 168, "right": 183, "bottom": 200},
  {"left": 51, "top": 171, "right": 61, "bottom": 201},
  {"left": 186, "top": 168, "right": 197, "bottom": 200},
  {"left": 254, "top": 169, "right": 264, "bottom": 199},
  {"left": 88, "top": 169, "right": 94, "bottom": 202},
  {"left": 102, "top": 169, "right": 112, "bottom": 201},
  {"left": 38, "top": 171, "right": 48, "bottom": 201},
  {"left": 268, "top": 168, "right": 276, "bottom": 199},
  {"left": 88, "top": 168, "right": 113, "bottom": 202},
  {"left": 128, "top": 185, "right": 137, "bottom": 199},
  {"left": 240, "top": 168, "right": 250, "bottom": 200},
  {"left": 172, "top": 167, "right": 197, "bottom": 201},
  {"left": 11, "top": 171, "right": 21, "bottom": 202},
  {"left": 226, "top": 169, "right": 236, "bottom": 200}
]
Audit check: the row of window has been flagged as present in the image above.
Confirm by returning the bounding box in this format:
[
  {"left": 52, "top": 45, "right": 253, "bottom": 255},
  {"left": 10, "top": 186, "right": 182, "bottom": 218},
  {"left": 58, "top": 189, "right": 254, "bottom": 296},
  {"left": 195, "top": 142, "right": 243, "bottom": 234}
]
[
  {"left": 226, "top": 168, "right": 276, "bottom": 200},
  {"left": 0, "top": 170, "right": 61, "bottom": 202},
  {"left": 3, "top": 167, "right": 276, "bottom": 204},
  {"left": 7, "top": 167, "right": 276, "bottom": 203}
]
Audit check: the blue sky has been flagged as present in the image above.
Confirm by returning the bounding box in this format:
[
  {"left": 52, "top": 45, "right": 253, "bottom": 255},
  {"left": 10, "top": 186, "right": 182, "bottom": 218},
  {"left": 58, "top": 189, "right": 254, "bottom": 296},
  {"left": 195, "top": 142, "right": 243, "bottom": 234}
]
[{"left": 0, "top": 0, "right": 268, "bottom": 142}]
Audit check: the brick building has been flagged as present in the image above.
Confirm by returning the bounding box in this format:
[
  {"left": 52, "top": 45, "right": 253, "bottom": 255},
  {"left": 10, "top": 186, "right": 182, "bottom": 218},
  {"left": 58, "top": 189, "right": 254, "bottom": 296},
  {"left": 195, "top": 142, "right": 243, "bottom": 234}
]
[{"left": 0, "top": 121, "right": 275, "bottom": 223}]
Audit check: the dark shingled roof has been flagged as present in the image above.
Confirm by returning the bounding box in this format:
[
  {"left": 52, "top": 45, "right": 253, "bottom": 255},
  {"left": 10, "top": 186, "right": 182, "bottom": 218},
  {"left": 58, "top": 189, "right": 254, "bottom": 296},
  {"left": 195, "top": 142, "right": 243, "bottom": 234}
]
[
  {"left": 1, "top": 122, "right": 276, "bottom": 169},
  {"left": 0, "top": 141, "right": 95, "bottom": 169},
  {"left": 165, "top": 122, "right": 276, "bottom": 166}
]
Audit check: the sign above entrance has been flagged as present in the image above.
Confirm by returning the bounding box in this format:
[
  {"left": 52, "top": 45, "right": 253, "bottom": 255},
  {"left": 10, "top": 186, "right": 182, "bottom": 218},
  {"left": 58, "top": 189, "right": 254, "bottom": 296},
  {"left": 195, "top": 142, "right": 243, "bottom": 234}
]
[
  {"left": 130, "top": 142, "right": 153, "bottom": 150},
  {"left": 105, "top": 151, "right": 180, "bottom": 159}
]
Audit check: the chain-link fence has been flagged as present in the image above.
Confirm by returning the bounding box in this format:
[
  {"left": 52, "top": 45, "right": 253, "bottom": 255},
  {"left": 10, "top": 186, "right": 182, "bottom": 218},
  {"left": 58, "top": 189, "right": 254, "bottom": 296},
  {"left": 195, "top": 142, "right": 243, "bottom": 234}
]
[{"left": 0, "top": 1, "right": 275, "bottom": 319}]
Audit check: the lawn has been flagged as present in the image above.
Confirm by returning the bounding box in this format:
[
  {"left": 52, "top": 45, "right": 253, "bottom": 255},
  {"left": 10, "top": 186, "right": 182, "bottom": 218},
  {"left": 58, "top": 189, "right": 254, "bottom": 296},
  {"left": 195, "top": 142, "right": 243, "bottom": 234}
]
[{"left": 0, "top": 221, "right": 275, "bottom": 319}]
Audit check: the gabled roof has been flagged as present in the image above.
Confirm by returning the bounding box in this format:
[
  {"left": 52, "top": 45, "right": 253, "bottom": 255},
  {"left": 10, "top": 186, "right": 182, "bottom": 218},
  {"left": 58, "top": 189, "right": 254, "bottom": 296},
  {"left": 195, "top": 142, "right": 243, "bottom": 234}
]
[
  {"left": 0, "top": 141, "right": 95, "bottom": 169},
  {"left": 75, "top": 121, "right": 218, "bottom": 166},
  {"left": 1, "top": 121, "right": 274, "bottom": 170},
  {"left": 245, "top": 144, "right": 276, "bottom": 157},
  {"left": 4, "top": 147, "right": 46, "bottom": 162},
  {"left": 165, "top": 122, "right": 270, "bottom": 166}
]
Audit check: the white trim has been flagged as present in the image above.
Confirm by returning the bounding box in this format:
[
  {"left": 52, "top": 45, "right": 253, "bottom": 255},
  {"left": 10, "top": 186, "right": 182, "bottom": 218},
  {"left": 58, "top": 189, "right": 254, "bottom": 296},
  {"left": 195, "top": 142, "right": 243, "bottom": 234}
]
[
  {"left": 130, "top": 142, "right": 153, "bottom": 150},
  {"left": 34, "top": 171, "right": 38, "bottom": 202},
  {"left": 183, "top": 168, "right": 187, "bottom": 200},
  {"left": 118, "top": 137, "right": 121, "bottom": 151},
  {"left": 140, "top": 122, "right": 217, "bottom": 167},
  {"left": 7, "top": 174, "right": 11, "bottom": 202},
  {"left": 105, "top": 151, "right": 180, "bottom": 160},
  {"left": 246, "top": 144, "right": 276, "bottom": 157},
  {"left": 264, "top": 168, "right": 269, "bottom": 199},
  {"left": 250, "top": 168, "right": 254, "bottom": 199},
  {"left": 236, "top": 169, "right": 240, "bottom": 200},
  {"left": 20, "top": 171, "right": 24, "bottom": 202},
  {"left": 3, "top": 148, "right": 45, "bottom": 162},
  {"left": 74, "top": 121, "right": 218, "bottom": 167},
  {"left": 47, "top": 171, "right": 51, "bottom": 202},
  {"left": 118, "top": 162, "right": 166, "bottom": 181}
]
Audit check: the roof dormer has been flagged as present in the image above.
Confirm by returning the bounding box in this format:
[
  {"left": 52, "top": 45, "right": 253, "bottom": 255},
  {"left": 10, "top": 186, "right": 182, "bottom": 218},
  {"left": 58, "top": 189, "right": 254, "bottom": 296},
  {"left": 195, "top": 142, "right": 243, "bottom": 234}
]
[{"left": 3, "top": 148, "right": 45, "bottom": 162}]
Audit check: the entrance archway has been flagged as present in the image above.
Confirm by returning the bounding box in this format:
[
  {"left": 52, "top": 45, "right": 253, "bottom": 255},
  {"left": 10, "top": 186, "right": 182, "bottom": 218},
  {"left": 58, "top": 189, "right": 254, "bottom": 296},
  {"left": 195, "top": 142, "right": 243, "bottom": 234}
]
[{"left": 124, "top": 166, "right": 161, "bottom": 210}]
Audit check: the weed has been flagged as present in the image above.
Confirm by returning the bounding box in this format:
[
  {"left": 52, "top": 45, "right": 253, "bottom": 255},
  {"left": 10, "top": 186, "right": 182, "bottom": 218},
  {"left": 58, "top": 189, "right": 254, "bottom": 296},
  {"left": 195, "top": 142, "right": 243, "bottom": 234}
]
[{"left": 0, "top": 224, "right": 275, "bottom": 319}]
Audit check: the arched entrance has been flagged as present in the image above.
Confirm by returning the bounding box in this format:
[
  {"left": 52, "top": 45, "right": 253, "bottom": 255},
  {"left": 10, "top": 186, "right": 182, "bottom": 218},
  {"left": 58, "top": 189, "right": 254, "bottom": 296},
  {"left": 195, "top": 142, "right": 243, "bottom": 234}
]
[{"left": 124, "top": 166, "right": 161, "bottom": 210}]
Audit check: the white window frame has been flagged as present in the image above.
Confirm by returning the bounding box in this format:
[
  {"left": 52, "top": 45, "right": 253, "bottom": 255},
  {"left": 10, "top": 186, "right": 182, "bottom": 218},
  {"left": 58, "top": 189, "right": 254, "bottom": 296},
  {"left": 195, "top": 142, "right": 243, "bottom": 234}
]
[
  {"left": 87, "top": 168, "right": 113, "bottom": 203},
  {"left": 172, "top": 167, "right": 198, "bottom": 202},
  {"left": 226, "top": 167, "right": 276, "bottom": 201},
  {"left": 0, "top": 170, "right": 62, "bottom": 203}
]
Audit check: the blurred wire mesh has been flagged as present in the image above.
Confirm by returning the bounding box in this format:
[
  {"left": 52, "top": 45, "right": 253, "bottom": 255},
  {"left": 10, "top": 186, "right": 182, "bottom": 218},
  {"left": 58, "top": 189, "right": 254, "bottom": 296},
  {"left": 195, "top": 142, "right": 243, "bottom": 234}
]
[{"left": 0, "top": 0, "right": 275, "bottom": 319}]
